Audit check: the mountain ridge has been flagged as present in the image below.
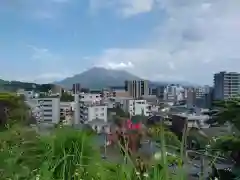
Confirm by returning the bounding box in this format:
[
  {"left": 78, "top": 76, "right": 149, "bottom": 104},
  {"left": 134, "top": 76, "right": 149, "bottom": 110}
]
[{"left": 55, "top": 67, "right": 195, "bottom": 89}]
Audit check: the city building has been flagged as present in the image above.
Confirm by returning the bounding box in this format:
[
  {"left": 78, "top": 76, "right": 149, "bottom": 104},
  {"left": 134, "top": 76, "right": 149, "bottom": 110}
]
[
  {"left": 214, "top": 71, "right": 240, "bottom": 100},
  {"left": 72, "top": 83, "right": 81, "bottom": 94},
  {"left": 123, "top": 99, "right": 151, "bottom": 116},
  {"left": 163, "top": 84, "right": 185, "bottom": 103},
  {"left": 60, "top": 102, "right": 74, "bottom": 125},
  {"left": 186, "top": 88, "right": 196, "bottom": 107},
  {"left": 35, "top": 97, "right": 60, "bottom": 124},
  {"left": 78, "top": 93, "right": 107, "bottom": 123},
  {"left": 171, "top": 113, "right": 210, "bottom": 133},
  {"left": 125, "top": 80, "right": 149, "bottom": 98},
  {"left": 109, "top": 86, "right": 130, "bottom": 98},
  {"left": 79, "top": 92, "right": 101, "bottom": 102},
  {"left": 156, "top": 85, "right": 166, "bottom": 100},
  {"left": 79, "top": 101, "right": 107, "bottom": 123}
]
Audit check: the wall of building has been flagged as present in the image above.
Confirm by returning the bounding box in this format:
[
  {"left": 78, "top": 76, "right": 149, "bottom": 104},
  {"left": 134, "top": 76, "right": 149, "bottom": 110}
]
[
  {"left": 128, "top": 99, "right": 150, "bottom": 116},
  {"left": 87, "top": 105, "right": 107, "bottom": 122},
  {"left": 36, "top": 98, "right": 60, "bottom": 124}
]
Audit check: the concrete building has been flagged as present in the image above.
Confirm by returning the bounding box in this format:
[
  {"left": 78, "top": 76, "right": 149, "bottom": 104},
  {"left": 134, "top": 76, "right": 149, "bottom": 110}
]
[
  {"left": 79, "top": 102, "right": 107, "bottom": 122},
  {"left": 125, "top": 80, "right": 149, "bottom": 98},
  {"left": 78, "top": 93, "right": 107, "bottom": 123},
  {"left": 171, "top": 113, "right": 210, "bottom": 133},
  {"left": 186, "top": 88, "right": 197, "bottom": 107},
  {"left": 123, "top": 99, "right": 151, "bottom": 116},
  {"left": 35, "top": 98, "right": 60, "bottom": 124},
  {"left": 214, "top": 71, "right": 240, "bottom": 100},
  {"left": 79, "top": 92, "right": 102, "bottom": 101},
  {"left": 110, "top": 86, "right": 130, "bottom": 98},
  {"left": 164, "top": 84, "right": 185, "bottom": 103},
  {"left": 60, "top": 102, "right": 74, "bottom": 125},
  {"left": 156, "top": 85, "right": 165, "bottom": 100}
]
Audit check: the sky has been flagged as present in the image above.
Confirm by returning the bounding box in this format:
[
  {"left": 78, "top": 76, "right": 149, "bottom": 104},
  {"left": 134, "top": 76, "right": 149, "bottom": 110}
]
[{"left": 0, "top": 0, "right": 240, "bottom": 85}]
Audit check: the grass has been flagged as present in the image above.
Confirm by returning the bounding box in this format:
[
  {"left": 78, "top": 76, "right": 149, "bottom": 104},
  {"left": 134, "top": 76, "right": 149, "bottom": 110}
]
[{"left": 0, "top": 124, "right": 233, "bottom": 180}]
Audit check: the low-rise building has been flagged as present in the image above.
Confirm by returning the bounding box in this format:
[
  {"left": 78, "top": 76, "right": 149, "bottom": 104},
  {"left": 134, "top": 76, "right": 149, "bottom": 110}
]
[
  {"left": 171, "top": 113, "right": 210, "bottom": 133},
  {"left": 80, "top": 102, "right": 107, "bottom": 122},
  {"left": 35, "top": 97, "right": 60, "bottom": 124},
  {"left": 124, "top": 99, "right": 151, "bottom": 116},
  {"left": 78, "top": 93, "right": 107, "bottom": 123}
]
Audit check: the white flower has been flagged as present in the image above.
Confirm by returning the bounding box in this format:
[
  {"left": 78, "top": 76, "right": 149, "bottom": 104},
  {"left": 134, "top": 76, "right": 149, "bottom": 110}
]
[
  {"left": 143, "top": 173, "right": 149, "bottom": 177},
  {"left": 36, "top": 174, "right": 40, "bottom": 180},
  {"left": 136, "top": 172, "right": 140, "bottom": 175}
]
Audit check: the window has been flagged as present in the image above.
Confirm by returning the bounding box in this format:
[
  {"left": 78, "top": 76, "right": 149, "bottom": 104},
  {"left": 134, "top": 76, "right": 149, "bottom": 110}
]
[
  {"left": 101, "top": 113, "right": 104, "bottom": 116},
  {"left": 44, "top": 114, "right": 52, "bottom": 117},
  {"left": 44, "top": 109, "right": 52, "bottom": 112},
  {"left": 43, "top": 104, "right": 52, "bottom": 107},
  {"left": 101, "top": 108, "right": 104, "bottom": 111}
]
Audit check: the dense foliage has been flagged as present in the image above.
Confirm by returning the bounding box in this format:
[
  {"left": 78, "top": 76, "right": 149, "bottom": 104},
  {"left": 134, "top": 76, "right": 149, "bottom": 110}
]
[{"left": 210, "top": 98, "right": 240, "bottom": 176}]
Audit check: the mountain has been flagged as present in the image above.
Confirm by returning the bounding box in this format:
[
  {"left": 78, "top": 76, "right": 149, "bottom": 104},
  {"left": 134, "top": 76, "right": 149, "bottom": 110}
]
[
  {"left": 55, "top": 67, "right": 197, "bottom": 89},
  {"left": 55, "top": 67, "right": 141, "bottom": 89}
]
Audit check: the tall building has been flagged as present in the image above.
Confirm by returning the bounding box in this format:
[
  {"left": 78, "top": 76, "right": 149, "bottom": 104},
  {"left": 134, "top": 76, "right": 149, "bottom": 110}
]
[
  {"left": 125, "top": 80, "right": 149, "bottom": 98},
  {"left": 72, "top": 83, "right": 81, "bottom": 94},
  {"left": 156, "top": 85, "right": 166, "bottom": 100},
  {"left": 214, "top": 71, "right": 240, "bottom": 100},
  {"left": 186, "top": 88, "right": 196, "bottom": 107}
]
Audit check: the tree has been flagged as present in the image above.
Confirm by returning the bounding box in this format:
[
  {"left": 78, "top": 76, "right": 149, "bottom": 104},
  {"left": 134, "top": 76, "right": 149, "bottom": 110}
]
[
  {"left": 0, "top": 93, "right": 29, "bottom": 128},
  {"left": 210, "top": 98, "right": 240, "bottom": 169},
  {"left": 60, "top": 92, "right": 74, "bottom": 102},
  {"left": 148, "top": 125, "right": 181, "bottom": 149}
]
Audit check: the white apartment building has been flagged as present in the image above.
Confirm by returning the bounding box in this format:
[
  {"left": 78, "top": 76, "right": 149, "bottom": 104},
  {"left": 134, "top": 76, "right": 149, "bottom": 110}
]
[
  {"left": 214, "top": 71, "right": 240, "bottom": 100},
  {"left": 164, "top": 85, "right": 185, "bottom": 102},
  {"left": 124, "top": 99, "right": 150, "bottom": 116},
  {"left": 79, "top": 93, "right": 101, "bottom": 101},
  {"left": 35, "top": 98, "right": 60, "bottom": 124},
  {"left": 78, "top": 93, "right": 107, "bottom": 123}
]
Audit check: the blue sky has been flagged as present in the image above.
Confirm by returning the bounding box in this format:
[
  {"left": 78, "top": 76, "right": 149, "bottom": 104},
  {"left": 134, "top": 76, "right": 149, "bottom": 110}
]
[{"left": 0, "top": 0, "right": 240, "bottom": 85}]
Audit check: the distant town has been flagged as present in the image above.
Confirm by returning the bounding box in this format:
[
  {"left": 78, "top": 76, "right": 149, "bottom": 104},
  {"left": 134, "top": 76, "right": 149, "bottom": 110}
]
[{"left": 17, "top": 71, "right": 237, "bottom": 128}]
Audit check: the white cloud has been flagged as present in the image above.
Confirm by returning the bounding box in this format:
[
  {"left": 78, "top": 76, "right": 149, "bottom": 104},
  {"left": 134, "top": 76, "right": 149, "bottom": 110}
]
[
  {"left": 89, "top": 0, "right": 240, "bottom": 85},
  {"left": 89, "top": 0, "right": 156, "bottom": 17},
  {"left": 98, "top": 61, "right": 134, "bottom": 69}
]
